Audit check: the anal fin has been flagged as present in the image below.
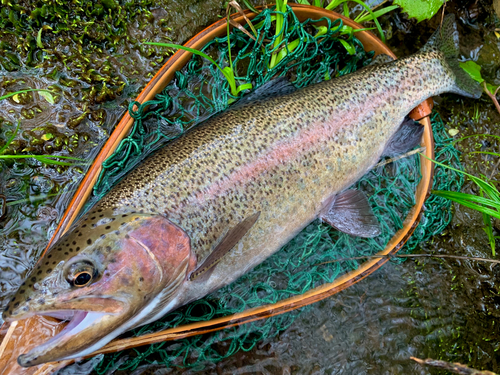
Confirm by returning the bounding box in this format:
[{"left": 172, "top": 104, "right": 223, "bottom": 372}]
[
  {"left": 189, "top": 212, "right": 261, "bottom": 281},
  {"left": 383, "top": 116, "right": 424, "bottom": 157},
  {"left": 320, "top": 190, "right": 381, "bottom": 238}
]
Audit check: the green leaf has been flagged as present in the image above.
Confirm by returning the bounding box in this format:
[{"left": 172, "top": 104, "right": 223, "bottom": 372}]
[
  {"left": 339, "top": 39, "right": 356, "bottom": 55},
  {"left": 36, "top": 28, "right": 44, "bottom": 49},
  {"left": 394, "top": 0, "right": 445, "bottom": 23},
  {"left": 486, "top": 82, "right": 499, "bottom": 95},
  {"left": 459, "top": 61, "right": 484, "bottom": 83},
  {"left": 38, "top": 90, "right": 55, "bottom": 104}
]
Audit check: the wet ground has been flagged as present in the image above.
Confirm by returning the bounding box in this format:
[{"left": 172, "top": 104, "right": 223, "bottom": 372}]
[{"left": 1, "top": 0, "right": 500, "bottom": 374}]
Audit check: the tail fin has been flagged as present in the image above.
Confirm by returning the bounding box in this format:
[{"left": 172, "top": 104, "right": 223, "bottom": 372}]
[{"left": 420, "top": 14, "right": 482, "bottom": 99}]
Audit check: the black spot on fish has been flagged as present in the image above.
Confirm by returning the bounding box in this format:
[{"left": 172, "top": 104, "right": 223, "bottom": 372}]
[
  {"left": 87, "top": 239, "right": 92, "bottom": 245},
  {"left": 69, "top": 248, "right": 73, "bottom": 252},
  {"left": 48, "top": 254, "right": 52, "bottom": 259},
  {"left": 121, "top": 222, "right": 126, "bottom": 226},
  {"left": 46, "top": 268, "right": 52, "bottom": 274},
  {"left": 14, "top": 302, "right": 19, "bottom": 308},
  {"left": 98, "top": 209, "right": 102, "bottom": 212},
  {"left": 82, "top": 224, "right": 87, "bottom": 228},
  {"left": 52, "top": 262, "right": 56, "bottom": 265},
  {"left": 66, "top": 243, "right": 70, "bottom": 247},
  {"left": 76, "top": 247, "right": 80, "bottom": 251},
  {"left": 30, "top": 277, "right": 36, "bottom": 282},
  {"left": 78, "top": 233, "right": 82, "bottom": 237},
  {"left": 26, "top": 297, "right": 31, "bottom": 302},
  {"left": 37, "top": 270, "right": 42, "bottom": 275},
  {"left": 72, "top": 241, "right": 76, "bottom": 245},
  {"left": 105, "top": 226, "right": 111, "bottom": 230},
  {"left": 64, "top": 252, "right": 69, "bottom": 255},
  {"left": 99, "top": 214, "right": 104, "bottom": 218},
  {"left": 11, "top": 297, "right": 16, "bottom": 302},
  {"left": 106, "top": 246, "right": 111, "bottom": 252},
  {"left": 45, "top": 262, "right": 49, "bottom": 265},
  {"left": 139, "top": 277, "right": 144, "bottom": 282},
  {"left": 20, "top": 289, "right": 25, "bottom": 294},
  {"left": 122, "top": 214, "right": 128, "bottom": 217},
  {"left": 91, "top": 216, "right": 96, "bottom": 220}
]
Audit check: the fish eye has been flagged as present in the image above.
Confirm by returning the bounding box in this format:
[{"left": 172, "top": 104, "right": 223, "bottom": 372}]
[
  {"left": 65, "top": 260, "right": 97, "bottom": 288},
  {"left": 74, "top": 271, "right": 92, "bottom": 287}
]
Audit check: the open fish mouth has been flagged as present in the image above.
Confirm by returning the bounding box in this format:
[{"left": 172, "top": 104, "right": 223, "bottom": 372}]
[{"left": 17, "top": 310, "right": 108, "bottom": 367}]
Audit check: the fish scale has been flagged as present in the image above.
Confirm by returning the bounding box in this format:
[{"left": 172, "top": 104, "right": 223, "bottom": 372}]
[{"left": 3, "top": 15, "right": 483, "bottom": 366}]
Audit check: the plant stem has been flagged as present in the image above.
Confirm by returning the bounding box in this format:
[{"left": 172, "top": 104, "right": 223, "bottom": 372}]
[
  {"left": 318, "top": 253, "right": 500, "bottom": 265},
  {"left": 483, "top": 81, "right": 500, "bottom": 115}
]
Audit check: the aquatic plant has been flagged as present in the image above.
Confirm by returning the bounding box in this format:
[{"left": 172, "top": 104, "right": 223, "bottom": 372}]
[
  {"left": 393, "top": 0, "right": 447, "bottom": 22},
  {"left": 460, "top": 61, "right": 500, "bottom": 115},
  {"left": 424, "top": 151, "right": 500, "bottom": 256},
  {"left": 0, "top": 89, "right": 87, "bottom": 167}
]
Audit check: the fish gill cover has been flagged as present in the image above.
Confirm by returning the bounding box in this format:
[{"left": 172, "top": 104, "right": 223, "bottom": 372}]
[{"left": 63, "top": 5, "right": 463, "bottom": 373}]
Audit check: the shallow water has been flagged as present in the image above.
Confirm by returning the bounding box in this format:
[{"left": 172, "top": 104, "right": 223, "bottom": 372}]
[{"left": 1, "top": 0, "right": 500, "bottom": 374}]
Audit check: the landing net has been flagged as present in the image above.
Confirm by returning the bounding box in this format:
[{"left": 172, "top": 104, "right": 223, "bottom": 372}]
[{"left": 74, "top": 5, "right": 463, "bottom": 373}]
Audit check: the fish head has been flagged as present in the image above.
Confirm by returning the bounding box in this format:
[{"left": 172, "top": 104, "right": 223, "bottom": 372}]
[{"left": 2, "top": 207, "right": 196, "bottom": 367}]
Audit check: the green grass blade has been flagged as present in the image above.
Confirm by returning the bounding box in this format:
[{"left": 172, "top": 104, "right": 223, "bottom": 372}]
[
  {"left": 339, "top": 39, "right": 356, "bottom": 55},
  {"left": 0, "top": 89, "right": 56, "bottom": 101},
  {"left": 146, "top": 42, "right": 241, "bottom": 96},
  {"left": 432, "top": 190, "right": 500, "bottom": 212},
  {"left": 146, "top": 42, "right": 222, "bottom": 71},
  {"left": 241, "top": 0, "right": 259, "bottom": 13},
  {"left": 481, "top": 190, "right": 496, "bottom": 256},
  {"left": 0, "top": 121, "right": 20, "bottom": 155},
  {"left": 354, "top": 5, "right": 399, "bottom": 24},
  {"left": 349, "top": 0, "right": 386, "bottom": 43},
  {"left": 453, "top": 134, "right": 500, "bottom": 144},
  {"left": 432, "top": 191, "right": 500, "bottom": 219},
  {"left": 325, "top": 0, "right": 344, "bottom": 11},
  {"left": 431, "top": 190, "right": 500, "bottom": 210},
  {"left": 469, "top": 151, "right": 500, "bottom": 158}
]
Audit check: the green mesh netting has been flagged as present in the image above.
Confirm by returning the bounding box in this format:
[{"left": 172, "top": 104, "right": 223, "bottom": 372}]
[
  {"left": 90, "top": 6, "right": 372, "bottom": 199},
  {"left": 72, "top": 5, "right": 463, "bottom": 373}
]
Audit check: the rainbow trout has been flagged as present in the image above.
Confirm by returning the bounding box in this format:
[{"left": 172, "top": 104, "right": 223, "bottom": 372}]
[{"left": 3, "top": 15, "right": 480, "bottom": 366}]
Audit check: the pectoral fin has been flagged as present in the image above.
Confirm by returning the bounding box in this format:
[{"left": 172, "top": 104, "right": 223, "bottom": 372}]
[
  {"left": 189, "top": 212, "right": 261, "bottom": 281},
  {"left": 383, "top": 116, "right": 424, "bottom": 157},
  {"left": 320, "top": 190, "right": 381, "bottom": 238}
]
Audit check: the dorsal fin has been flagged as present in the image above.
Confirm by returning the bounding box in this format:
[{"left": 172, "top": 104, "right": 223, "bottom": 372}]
[
  {"left": 230, "top": 77, "right": 296, "bottom": 110},
  {"left": 189, "top": 212, "right": 261, "bottom": 281}
]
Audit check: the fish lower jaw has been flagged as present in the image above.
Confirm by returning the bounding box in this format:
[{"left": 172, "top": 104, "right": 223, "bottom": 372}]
[{"left": 17, "top": 310, "right": 108, "bottom": 367}]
